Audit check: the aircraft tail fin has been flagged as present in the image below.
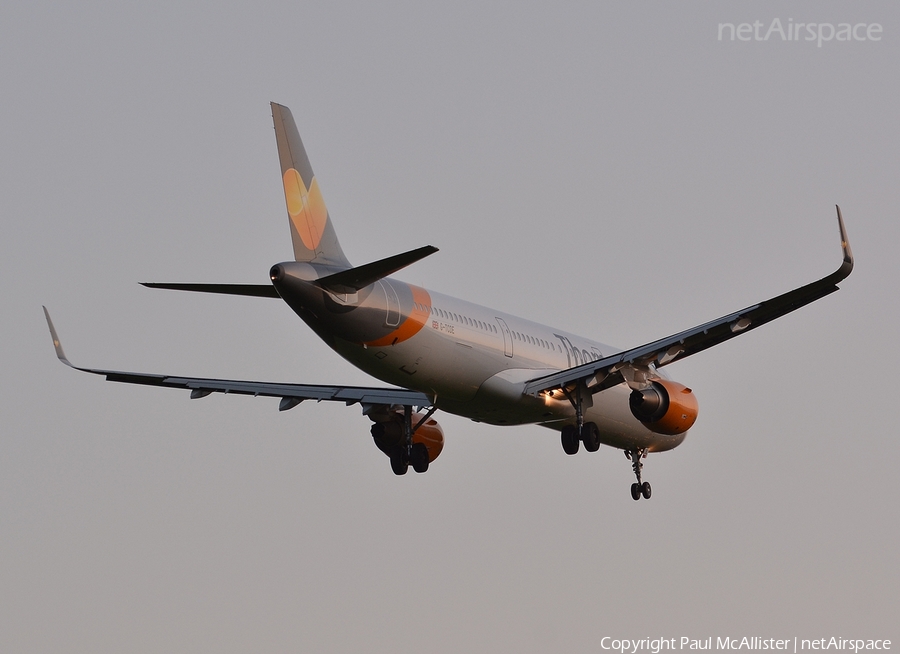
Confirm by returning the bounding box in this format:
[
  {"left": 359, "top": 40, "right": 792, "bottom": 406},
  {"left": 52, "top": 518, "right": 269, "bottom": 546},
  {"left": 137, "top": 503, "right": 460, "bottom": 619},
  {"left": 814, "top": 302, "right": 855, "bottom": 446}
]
[{"left": 271, "top": 102, "right": 351, "bottom": 268}]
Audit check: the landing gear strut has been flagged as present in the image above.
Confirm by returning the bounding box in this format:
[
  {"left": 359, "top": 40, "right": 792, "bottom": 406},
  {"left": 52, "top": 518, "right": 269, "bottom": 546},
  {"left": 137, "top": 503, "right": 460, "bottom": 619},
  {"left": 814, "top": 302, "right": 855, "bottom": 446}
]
[{"left": 627, "top": 448, "right": 651, "bottom": 500}]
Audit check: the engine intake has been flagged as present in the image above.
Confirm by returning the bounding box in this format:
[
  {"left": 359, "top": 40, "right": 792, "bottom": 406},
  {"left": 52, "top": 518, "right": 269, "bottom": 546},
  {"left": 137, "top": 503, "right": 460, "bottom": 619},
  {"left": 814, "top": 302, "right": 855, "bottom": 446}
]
[{"left": 629, "top": 379, "right": 698, "bottom": 435}]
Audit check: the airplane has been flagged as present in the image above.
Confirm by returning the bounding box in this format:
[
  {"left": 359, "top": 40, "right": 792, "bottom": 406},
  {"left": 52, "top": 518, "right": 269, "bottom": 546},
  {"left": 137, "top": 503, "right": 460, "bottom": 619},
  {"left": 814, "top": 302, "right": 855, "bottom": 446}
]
[{"left": 44, "top": 102, "right": 854, "bottom": 500}]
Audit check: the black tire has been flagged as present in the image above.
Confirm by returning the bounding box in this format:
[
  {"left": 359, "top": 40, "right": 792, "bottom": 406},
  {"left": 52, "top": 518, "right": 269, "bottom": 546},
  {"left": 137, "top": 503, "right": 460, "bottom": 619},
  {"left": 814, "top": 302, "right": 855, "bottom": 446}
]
[
  {"left": 631, "top": 483, "right": 642, "bottom": 501},
  {"left": 410, "top": 442, "right": 430, "bottom": 473},
  {"left": 581, "top": 422, "right": 600, "bottom": 452},
  {"left": 389, "top": 446, "right": 409, "bottom": 476},
  {"left": 641, "top": 481, "right": 651, "bottom": 499},
  {"left": 561, "top": 426, "right": 580, "bottom": 455}
]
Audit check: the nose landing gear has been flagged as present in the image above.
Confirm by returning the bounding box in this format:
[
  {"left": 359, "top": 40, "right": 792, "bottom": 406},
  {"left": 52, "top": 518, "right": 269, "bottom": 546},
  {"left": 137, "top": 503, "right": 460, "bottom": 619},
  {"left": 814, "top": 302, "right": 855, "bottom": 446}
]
[{"left": 627, "top": 448, "right": 651, "bottom": 500}]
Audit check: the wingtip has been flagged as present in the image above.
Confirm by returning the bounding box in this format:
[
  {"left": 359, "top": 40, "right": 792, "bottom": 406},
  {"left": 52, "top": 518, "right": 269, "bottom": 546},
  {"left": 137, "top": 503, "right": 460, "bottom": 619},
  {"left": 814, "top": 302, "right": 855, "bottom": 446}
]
[
  {"left": 42, "top": 306, "right": 73, "bottom": 367},
  {"left": 835, "top": 205, "right": 854, "bottom": 274}
]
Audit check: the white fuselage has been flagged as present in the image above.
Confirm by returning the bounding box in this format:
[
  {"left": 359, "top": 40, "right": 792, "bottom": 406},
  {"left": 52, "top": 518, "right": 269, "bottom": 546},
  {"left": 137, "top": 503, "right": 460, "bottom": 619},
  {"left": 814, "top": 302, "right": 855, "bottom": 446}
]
[{"left": 329, "top": 288, "right": 687, "bottom": 453}]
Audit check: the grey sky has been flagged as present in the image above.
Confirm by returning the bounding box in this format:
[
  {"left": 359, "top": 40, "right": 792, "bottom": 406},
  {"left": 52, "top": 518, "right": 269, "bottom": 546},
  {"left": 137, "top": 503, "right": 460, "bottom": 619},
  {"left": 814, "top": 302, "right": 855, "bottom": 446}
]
[{"left": 1, "top": 1, "right": 897, "bottom": 651}]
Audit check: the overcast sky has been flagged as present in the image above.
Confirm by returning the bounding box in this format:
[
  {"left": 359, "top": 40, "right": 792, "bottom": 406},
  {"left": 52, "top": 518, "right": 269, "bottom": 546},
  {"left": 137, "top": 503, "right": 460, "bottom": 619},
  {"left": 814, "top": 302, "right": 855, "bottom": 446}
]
[{"left": 2, "top": 1, "right": 898, "bottom": 652}]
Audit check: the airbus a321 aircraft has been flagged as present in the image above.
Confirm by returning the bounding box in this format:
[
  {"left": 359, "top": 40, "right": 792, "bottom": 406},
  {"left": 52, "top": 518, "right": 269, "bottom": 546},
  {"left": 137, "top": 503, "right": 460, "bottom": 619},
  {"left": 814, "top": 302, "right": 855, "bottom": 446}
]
[{"left": 44, "top": 103, "right": 854, "bottom": 500}]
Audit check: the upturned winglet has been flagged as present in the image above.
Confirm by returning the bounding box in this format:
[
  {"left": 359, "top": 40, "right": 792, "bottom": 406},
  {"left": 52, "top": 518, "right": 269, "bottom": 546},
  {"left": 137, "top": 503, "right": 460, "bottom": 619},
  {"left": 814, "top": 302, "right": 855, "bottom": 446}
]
[
  {"left": 42, "top": 306, "right": 73, "bottom": 368},
  {"left": 835, "top": 205, "right": 854, "bottom": 277}
]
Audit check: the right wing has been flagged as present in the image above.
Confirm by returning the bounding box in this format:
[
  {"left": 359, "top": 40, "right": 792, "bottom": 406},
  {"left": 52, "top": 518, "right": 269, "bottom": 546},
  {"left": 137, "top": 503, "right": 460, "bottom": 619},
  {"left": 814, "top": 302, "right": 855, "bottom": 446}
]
[
  {"left": 43, "top": 307, "right": 433, "bottom": 411},
  {"left": 524, "top": 206, "right": 854, "bottom": 397}
]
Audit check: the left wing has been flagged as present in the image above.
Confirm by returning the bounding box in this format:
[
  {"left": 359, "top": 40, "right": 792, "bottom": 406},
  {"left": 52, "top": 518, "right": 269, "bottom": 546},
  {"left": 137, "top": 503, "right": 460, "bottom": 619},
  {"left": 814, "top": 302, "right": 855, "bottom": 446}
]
[
  {"left": 43, "top": 307, "right": 433, "bottom": 411},
  {"left": 524, "top": 206, "right": 854, "bottom": 397}
]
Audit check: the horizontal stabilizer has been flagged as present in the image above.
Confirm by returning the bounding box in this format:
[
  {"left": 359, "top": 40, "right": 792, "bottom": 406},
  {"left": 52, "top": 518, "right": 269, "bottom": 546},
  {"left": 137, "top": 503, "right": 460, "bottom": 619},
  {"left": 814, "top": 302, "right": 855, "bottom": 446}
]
[
  {"left": 141, "top": 283, "right": 280, "bottom": 298},
  {"left": 314, "top": 245, "right": 438, "bottom": 293}
]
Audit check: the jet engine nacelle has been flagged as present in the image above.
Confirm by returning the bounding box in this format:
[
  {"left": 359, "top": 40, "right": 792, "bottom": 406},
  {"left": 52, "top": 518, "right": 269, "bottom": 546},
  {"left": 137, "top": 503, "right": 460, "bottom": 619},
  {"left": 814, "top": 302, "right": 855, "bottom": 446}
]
[
  {"left": 370, "top": 411, "right": 444, "bottom": 462},
  {"left": 628, "top": 379, "right": 699, "bottom": 435}
]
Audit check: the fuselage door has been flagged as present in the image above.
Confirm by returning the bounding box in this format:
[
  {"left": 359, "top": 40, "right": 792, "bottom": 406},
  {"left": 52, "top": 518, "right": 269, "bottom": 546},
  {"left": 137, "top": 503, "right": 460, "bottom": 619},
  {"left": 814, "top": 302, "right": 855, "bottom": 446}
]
[
  {"left": 495, "top": 317, "right": 513, "bottom": 357},
  {"left": 379, "top": 280, "right": 401, "bottom": 327}
]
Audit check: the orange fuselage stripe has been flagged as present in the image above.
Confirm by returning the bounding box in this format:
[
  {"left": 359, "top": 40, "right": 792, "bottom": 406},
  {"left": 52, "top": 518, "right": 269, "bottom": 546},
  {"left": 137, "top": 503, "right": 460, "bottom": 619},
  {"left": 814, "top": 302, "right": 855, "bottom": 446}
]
[{"left": 364, "top": 285, "right": 431, "bottom": 347}]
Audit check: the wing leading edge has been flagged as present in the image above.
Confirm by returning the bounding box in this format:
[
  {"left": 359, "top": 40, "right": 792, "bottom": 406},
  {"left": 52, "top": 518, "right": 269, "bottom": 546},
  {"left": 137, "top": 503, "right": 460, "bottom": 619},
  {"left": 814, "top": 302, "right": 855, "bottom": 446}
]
[
  {"left": 42, "top": 307, "right": 433, "bottom": 411},
  {"left": 524, "top": 206, "right": 854, "bottom": 397}
]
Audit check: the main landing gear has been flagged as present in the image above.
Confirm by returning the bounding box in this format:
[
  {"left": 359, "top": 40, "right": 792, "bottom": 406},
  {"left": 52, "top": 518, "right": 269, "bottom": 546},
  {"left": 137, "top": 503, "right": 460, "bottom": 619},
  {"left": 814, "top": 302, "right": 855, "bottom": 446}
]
[
  {"left": 382, "top": 405, "right": 437, "bottom": 476},
  {"left": 559, "top": 382, "right": 601, "bottom": 455},
  {"left": 560, "top": 422, "right": 601, "bottom": 455},
  {"left": 627, "top": 448, "right": 651, "bottom": 500},
  {"left": 389, "top": 442, "right": 429, "bottom": 475}
]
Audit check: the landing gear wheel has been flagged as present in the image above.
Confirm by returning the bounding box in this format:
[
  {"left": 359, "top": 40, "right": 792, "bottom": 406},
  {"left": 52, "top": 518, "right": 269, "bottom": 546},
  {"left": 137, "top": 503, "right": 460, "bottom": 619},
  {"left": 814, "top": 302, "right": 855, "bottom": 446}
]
[
  {"left": 631, "top": 483, "right": 641, "bottom": 501},
  {"left": 581, "top": 422, "right": 600, "bottom": 452},
  {"left": 410, "top": 442, "right": 430, "bottom": 473},
  {"left": 627, "top": 448, "right": 651, "bottom": 500},
  {"left": 561, "top": 426, "right": 580, "bottom": 455},
  {"left": 389, "top": 446, "right": 409, "bottom": 476}
]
